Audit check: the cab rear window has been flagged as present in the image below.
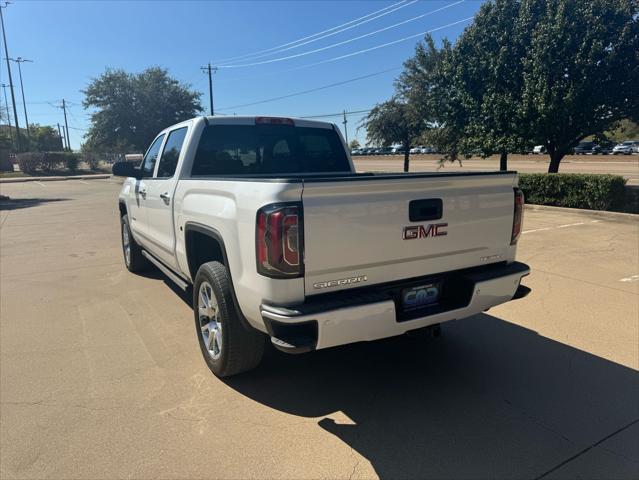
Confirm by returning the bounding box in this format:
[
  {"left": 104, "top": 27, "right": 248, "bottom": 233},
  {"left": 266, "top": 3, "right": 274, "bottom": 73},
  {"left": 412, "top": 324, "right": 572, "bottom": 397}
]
[{"left": 191, "top": 124, "right": 350, "bottom": 176}]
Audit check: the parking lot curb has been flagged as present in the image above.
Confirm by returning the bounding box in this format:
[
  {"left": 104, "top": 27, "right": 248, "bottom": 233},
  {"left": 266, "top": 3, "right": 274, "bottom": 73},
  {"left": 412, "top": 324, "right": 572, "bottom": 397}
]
[
  {"left": 525, "top": 203, "right": 638, "bottom": 220},
  {"left": 0, "top": 174, "right": 111, "bottom": 183}
]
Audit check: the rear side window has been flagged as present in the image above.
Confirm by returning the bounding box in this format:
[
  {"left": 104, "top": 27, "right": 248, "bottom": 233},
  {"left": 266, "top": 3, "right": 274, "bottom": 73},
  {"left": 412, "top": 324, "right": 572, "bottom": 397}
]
[
  {"left": 191, "top": 124, "right": 350, "bottom": 176},
  {"left": 140, "top": 134, "right": 165, "bottom": 177},
  {"left": 156, "top": 127, "right": 187, "bottom": 178}
]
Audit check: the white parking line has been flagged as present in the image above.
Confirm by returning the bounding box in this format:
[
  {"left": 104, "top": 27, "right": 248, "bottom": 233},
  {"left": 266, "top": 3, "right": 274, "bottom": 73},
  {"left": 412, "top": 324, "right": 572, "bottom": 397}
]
[
  {"left": 522, "top": 219, "right": 601, "bottom": 234},
  {"left": 619, "top": 275, "right": 639, "bottom": 283},
  {"left": 34, "top": 181, "right": 47, "bottom": 187},
  {"left": 78, "top": 180, "right": 90, "bottom": 185}
]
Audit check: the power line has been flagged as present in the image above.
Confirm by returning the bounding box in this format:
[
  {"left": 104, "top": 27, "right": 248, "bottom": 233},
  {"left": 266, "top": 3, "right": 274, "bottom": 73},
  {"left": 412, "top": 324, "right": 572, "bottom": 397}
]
[
  {"left": 221, "top": 0, "right": 421, "bottom": 64},
  {"left": 216, "top": 0, "right": 414, "bottom": 64},
  {"left": 300, "top": 109, "right": 372, "bottom": 119},
  {"left": 67, "top": 108, "right": 86, "bottom": 131},
  {"left": 217, "top": 67, "right": 400, "bottom": 111},
  {"left": 218, "top": 1, "right": 463, "bottom": 68},
  {"left": 214, "top": 16, "right": 471, "bottom": 111},
  {"left": 291, "top": 16, "right": 473, "bottom": 70},
  {"left": 215, "top": 15, "right": 472, "bottom": 84}
]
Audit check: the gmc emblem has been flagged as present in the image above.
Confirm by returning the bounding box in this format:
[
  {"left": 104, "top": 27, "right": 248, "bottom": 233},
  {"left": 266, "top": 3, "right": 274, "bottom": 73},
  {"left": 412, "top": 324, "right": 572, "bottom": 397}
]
[{"left": 403, "top": 223, "right": 448, "bottom": 240}]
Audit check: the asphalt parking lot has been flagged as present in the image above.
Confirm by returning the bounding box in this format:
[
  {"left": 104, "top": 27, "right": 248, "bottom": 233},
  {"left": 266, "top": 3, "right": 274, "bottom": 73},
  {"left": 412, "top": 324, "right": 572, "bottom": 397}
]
[{"left": 1, "top": 179, "right": 638, "bottom": 479}]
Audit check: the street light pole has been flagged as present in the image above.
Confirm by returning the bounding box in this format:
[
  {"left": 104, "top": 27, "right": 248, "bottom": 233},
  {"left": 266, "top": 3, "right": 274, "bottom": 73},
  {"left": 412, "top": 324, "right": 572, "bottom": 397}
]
[
  {"left": 8, "top": 57, "right": 32, "bottom": 136},
  {"left": 0, "top": 2, "right": 22, "bottom": 151},
  {"left": 1, "top": 83, "right": 14, "bottom": 147}
]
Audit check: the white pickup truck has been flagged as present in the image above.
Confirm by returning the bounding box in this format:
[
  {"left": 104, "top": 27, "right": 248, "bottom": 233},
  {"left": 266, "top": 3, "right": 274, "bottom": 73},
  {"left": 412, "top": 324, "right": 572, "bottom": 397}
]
[{"left": 113, "top": 116, "right": 530, "bottom": 377}]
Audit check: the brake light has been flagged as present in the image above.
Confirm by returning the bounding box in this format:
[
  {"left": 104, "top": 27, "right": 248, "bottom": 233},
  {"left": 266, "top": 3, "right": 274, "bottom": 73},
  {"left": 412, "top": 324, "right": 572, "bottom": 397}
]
[
  {"left": 255, "top": 117, "right": 295, "bottom": 126},
  {"left": 256, "top": 203, "right": 303, "bottom": 278},
  {"left": 511, "top": 188, "right": 524, "bottom": 245}
]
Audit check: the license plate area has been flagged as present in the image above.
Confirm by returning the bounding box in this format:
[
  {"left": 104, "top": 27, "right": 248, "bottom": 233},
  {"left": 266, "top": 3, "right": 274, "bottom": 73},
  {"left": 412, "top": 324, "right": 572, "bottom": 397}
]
[
  {"left": 401, "top": 281, "right": 442, "bottom": 312},
  {"left": 393, "top": 273, "right": 474, "bottom": 322}
]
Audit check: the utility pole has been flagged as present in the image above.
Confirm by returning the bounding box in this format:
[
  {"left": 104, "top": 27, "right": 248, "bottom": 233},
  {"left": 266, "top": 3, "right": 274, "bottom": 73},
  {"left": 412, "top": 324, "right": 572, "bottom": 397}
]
[
  {"left": 342, "top": 110, "right": 348, "bottom": 145},
  {"left": 200, "top": 63, "right": 217, "bottom": 115},
  {"left": 1, "top": 82, "right": 13, "bottom": 147},
  {"left": 0, "top": 2, "right": 22, "bottom": 151},
  {"left": 8, "top": 56, "right": 32, "bottom": 136},
  {"left": 61, "top": 99, "right": 70, "bottom": 151},
  {"left": 61, "top": 125, "right": 68, "bottom": 151},
  {"left": 56, "top": 122, "right": 64, "bottom": 151}
]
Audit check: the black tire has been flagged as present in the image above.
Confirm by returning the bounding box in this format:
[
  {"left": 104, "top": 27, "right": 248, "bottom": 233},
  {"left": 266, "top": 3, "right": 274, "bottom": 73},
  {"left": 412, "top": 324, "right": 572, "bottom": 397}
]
[
  {"left": 121, "top": 214, "right": 148, "bottom": 273},
  {"left": 194, "top": 261, "right": 265, "bottom": 377}
]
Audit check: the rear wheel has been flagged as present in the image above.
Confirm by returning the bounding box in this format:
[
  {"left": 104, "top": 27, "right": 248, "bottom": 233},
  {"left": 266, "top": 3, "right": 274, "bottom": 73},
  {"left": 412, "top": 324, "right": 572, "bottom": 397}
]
[
  {"left": 121, "top": 214, "right": 148, "bottom": 273},
  {"left": 194, "top": 261, "right": 265, "bottom": 377}
]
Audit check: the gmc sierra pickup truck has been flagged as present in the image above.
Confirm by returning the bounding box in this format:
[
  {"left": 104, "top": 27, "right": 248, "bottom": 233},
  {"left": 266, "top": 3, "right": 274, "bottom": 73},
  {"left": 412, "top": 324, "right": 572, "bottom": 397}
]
[{"left": 113, "top": 116, "right": 530, "bottom": 377}]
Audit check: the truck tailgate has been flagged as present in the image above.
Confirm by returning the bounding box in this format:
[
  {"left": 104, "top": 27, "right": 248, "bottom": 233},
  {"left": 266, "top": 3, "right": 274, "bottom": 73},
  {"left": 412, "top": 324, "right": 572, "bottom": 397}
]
[{"left": 301, "top": 173, "right": 517, "bottom": 296}]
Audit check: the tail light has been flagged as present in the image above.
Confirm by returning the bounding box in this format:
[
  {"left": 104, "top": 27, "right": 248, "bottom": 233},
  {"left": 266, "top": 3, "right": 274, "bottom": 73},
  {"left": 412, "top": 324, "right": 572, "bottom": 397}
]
[
  {"left": 256, "top": 203, "right": 303, "bottom": 278},
  {"left": 511, "top": 188, "right": 524, "bottom": 245}
]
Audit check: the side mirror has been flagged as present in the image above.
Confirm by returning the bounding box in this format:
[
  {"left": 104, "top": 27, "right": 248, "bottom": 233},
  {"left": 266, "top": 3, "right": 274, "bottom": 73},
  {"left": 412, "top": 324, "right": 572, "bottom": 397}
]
[{"left": 112, "top": 161, "right": 141, "bottom": 179}]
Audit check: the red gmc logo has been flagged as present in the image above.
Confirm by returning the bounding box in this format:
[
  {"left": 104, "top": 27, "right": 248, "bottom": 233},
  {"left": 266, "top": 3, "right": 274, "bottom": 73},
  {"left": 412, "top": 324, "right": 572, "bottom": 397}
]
[{"left": 402, "top": 223, "right": 448, "bottom": 240}]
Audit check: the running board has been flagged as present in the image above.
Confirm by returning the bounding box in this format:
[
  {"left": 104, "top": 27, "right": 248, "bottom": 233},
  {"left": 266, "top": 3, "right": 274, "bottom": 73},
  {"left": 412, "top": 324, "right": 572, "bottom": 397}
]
[{"left": 141, "top": 250, "right": 189, "bottom": 290}]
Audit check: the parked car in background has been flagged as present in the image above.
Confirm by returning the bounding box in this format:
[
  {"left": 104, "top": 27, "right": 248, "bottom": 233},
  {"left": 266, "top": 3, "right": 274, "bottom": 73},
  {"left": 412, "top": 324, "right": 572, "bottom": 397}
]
[
  {"left": 612, "top": 141, "right": 639, "bottom": 155},
  {"left": 351, "top": 148, "right": 362, "bottom": 156},
  {"left": 573, "top": 141, "right": 600, "bottom": 155},
  {"left": 392, "top": 146, "right": 406, "bottom": 155},
  {"left": 532, "top": 145, "right": 546, "bottom": 154},
  {"left": 599, "top": 145, "right": 613, "bottom": 155},
  {"left": 409, "top": 146, "right": 423, "bottom": 154},
  {"left": 379, "top": 146, "right": 395, "bottom": 155},
  {"left": 420, "top": 146, "right": 436, "bottom": 154},
  {"left": 597, "top": 141, "right": 615, "bottom": 155}
]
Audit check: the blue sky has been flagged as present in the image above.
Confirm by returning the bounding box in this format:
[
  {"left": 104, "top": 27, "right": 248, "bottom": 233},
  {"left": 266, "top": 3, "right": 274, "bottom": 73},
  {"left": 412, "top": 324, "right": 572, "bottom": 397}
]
[{"left": 2, "top": 0, "right": 483, "bottom": 149}]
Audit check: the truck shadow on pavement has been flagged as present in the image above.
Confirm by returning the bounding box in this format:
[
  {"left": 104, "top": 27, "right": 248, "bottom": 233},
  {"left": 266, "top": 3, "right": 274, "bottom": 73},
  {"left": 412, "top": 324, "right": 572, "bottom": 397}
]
[
  {"left": 0, "top": 197, "right": 69, "bottom": 211},
  {"left": 226, "top": 314, "right": 639, "bottom": 479}
]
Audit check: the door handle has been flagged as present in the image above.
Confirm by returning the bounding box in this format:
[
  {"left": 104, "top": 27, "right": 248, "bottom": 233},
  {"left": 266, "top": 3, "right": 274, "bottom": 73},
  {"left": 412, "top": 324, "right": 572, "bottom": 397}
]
[
  {"left": 160, "top": 192, "right": 171, "bottom": 205},
  {"left": 139, "top": 188, "right": 147, "bottom": 199}
]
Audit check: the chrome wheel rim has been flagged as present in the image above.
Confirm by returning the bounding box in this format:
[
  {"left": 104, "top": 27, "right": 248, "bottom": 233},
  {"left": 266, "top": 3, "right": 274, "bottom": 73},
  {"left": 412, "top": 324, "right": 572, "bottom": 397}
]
[
  {"left": 198, "top": 281, "right": 222, "bottom": 360},
  {"left": 122, "top": 224, "right": 131, "bottom": 266}
]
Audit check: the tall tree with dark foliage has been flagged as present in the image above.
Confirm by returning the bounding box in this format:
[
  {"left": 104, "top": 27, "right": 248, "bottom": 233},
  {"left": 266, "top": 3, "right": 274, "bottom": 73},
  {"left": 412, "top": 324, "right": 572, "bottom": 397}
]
[{"left": 83, "top": 67, "right": 202, "bottom": 153}]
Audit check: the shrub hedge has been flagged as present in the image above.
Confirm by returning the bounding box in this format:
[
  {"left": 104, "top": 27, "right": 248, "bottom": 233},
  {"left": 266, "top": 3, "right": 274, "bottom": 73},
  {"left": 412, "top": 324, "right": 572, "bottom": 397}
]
[
  {"left": 518, "top": 173, "right": 627, "bottom": 211},
  {"left": 16, "top": 151, "right": 81, "bottom": 174},
  {"left": 16, "top": 152, "right": 42, "bottom": 174}
]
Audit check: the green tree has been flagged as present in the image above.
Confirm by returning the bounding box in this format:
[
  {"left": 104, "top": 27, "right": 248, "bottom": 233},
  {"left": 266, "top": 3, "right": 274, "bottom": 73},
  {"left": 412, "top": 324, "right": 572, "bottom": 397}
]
[
  {"left": 396, "top": 35, "right": 459, "bottom": 161},
  {"left": 605, "top": 119, "right": 639, "bottom": 142},
  {"left": 364, "top": 98, "right": 422, "bottom": 172},
  {"left": 83, "top": 67, "right": 202, "bottom": 153},
  {"left": 445, "top": 0, "right": 532, "bottom": 170},
  {"left": 519, "top": 0, "right": 638, "bottom": 172},
  {"left": 348, "top": 139, "right": 361, "bottom": 150},
  {"left": 27, "top": 124, "right": 63, "bottom": 151},
  {"left": 403, "top": 0, "right": 638, "bottom": 173}
]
